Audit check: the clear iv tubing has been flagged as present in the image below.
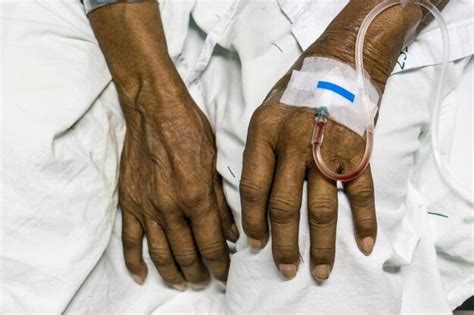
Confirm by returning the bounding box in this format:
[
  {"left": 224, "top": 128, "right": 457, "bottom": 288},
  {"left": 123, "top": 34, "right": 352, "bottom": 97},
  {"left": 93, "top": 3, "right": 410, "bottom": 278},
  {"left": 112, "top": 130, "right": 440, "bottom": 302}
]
[{"left": 313, "top": 0, "right": 473, "bottom": 204}]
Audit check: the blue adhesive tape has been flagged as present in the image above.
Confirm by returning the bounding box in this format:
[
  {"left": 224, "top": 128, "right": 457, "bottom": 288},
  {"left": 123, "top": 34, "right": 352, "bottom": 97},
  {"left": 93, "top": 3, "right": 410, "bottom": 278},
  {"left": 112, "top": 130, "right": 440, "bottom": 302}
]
[{"left": 316, "top": 81, "right": 355, "bottom": 103}]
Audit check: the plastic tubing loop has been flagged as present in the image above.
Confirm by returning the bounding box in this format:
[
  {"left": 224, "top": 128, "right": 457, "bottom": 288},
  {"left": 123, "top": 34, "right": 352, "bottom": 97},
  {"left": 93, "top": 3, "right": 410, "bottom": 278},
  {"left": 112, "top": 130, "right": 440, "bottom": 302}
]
[
  {"left": 314, "top": 0, "right": 473, "bottom": 204},
  {"left": 312, "top": 105, "right": 372, "bottom": 182}
]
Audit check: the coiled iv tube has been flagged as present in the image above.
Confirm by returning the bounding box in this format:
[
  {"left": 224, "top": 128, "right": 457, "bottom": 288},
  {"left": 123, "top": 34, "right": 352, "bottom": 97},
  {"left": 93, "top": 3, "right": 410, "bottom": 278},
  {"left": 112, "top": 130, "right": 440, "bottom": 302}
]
[{"left": 312, "top": 0, "right": 473, "bottom": 204}]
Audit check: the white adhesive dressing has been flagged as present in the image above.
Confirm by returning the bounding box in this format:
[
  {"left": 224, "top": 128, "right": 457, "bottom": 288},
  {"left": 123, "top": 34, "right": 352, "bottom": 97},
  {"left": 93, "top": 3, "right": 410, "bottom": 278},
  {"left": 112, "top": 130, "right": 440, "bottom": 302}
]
[{"left": 280, "top": 57, "right": 379, "bottom": 137}]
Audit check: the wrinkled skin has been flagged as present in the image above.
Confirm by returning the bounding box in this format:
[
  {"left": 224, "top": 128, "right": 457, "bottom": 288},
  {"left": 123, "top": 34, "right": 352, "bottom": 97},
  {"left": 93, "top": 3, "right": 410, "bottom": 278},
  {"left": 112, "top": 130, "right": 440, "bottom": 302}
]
[
  {"left": 119, "top": 84, "right": 238, "bottom": 289},
  {"left": 88, "top": 0, "right": 444, "bottom": 287},
  {"left": 241, "top": 67, "right": 377, "bottom": 281},
  {"left": 240, "top": 0, "right": 435, "bottom": 281},
  {"left": 89, "top": 3, "right": 238, "bottom": 289}
]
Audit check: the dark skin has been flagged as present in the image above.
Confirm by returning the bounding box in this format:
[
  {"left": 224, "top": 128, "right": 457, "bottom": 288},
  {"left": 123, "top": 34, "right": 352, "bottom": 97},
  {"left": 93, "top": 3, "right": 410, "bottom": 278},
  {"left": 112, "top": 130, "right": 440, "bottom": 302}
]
[
  {"left": 241, "top": 0, "right": 444, "bottom": 281},
  {"left": 88, "top": 0, "right": 444, "bottom": 288},
  {"left": 89, "top": 3, "right": 238, "bottom": 289}
]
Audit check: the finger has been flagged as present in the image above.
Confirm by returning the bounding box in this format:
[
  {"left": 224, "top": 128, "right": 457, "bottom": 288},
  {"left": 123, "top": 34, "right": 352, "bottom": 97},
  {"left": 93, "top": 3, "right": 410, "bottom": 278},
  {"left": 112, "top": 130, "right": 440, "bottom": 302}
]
[
  {"left": 191, "top": 208, "right": 230, "bottom": 282},
  {"left": 214, "top": 175, "right": 239, "bottom": 242},
  {"left": 240, "top": 137, "right": 275, "bottom": 250},
  {"left": 307, "top": 165, "right": 338, "bottom": 281},
  {"left": 344, "top": 166, "right": 377, "bottom": 256},
  {"left": 268, "top": 152, "right": 305, "bottom": 279},
  {"left": 144, "top": 220, "right": 187, "bottom": 291},
  {"left": 122, "top": 209, "right": 148, "bottom": 285},
  {"left": 165, "top": 216, "right": 210, "bottom": 287}
]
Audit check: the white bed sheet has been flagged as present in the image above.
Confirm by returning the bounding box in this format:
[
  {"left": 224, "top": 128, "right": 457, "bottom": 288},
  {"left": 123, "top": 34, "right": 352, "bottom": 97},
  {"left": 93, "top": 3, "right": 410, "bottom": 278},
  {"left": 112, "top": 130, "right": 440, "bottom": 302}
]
[{"left": 1, "top": 0, "right": 472, "bottom": 313}]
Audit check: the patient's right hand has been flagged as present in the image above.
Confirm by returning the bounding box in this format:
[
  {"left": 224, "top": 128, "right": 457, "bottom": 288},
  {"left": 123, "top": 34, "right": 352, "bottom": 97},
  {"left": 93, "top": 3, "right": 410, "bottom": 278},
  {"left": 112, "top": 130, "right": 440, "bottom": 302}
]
[
  {"left": 118, "top": 71, "right": 238, "bottom": 289},
  {"left": 88, "top": 3, "right": 238, "bottom": 290}
]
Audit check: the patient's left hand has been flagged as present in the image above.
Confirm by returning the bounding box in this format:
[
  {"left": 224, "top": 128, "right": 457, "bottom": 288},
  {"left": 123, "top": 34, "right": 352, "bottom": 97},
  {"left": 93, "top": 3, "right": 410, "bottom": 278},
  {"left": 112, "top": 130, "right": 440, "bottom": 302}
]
[
  {"left": 240, "top": 63, "right": 377, "bottom": 282},
  {"left": 239, "top": 0, "right": 426, "bottom": 282}
]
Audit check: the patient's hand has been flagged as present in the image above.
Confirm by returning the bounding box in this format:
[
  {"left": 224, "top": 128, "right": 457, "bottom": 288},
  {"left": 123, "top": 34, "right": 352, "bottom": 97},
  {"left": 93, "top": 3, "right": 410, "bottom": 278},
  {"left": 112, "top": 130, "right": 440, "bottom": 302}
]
[
  {"left": 118, "top": 80, "right": 237, "bottom": 288},
  {"left": 88, "top": 3, "right": 238, "bottom": 289},
  {"left": 241, "top": 0, "right": 425, "bottom": 281},
  {"left": 241, "top": 81, "right": 377, "bottom": 281}
]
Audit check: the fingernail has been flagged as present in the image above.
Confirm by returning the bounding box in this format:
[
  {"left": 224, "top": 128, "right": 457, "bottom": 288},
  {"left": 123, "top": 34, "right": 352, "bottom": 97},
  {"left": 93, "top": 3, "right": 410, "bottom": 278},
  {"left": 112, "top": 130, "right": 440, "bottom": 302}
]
[
  {"left": 248, "top": 238, "right": 262, "bottom": 250},
  {"left": 312, "top": 264, "right": 331, "bottom": 281},
  {"left": 172, "top": 283, "right": 187, "bottom": 291},
  {"left": 361, "top": 237, "right": 374, "bottom": 255},
  {"left": 279, "top": 264, "right": 297, "bottom": 279},
  {"left": 131, "top": 273, "right": 145, "bottom": 285},
  {"left": 230, "top": 224, "right": 240, "bottom": 240}
]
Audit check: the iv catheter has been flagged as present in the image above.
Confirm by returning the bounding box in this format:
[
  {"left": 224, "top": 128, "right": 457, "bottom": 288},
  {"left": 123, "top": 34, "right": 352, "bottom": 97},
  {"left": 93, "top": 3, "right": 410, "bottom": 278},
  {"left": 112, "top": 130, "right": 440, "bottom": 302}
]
[{"left": 312, "top": 0, "right": 473, "bottom": 204}]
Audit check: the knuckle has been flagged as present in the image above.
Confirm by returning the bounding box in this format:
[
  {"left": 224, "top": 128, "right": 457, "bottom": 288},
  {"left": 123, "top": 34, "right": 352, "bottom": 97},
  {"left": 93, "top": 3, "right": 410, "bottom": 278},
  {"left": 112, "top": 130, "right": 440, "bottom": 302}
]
[
  {"left": 240, "top": 179, "right": 266, "bottom": 205},
  {"left": 119, "top": 198, "right": 138, "bottom": 216},
  {"left": 268, "top": 197, "right": 299, "bottom": 223},
  {"left": 179, "top": 186, "right": 210, "bottom": 209},
  {"left": 200, "top": 242, "right": 226, "bottom": 262},
  {"left": 122, "top": 233, "right": 141, "bottom": 250},
  {"left": 309, "top": 199, "right": 337, "bottom": 226},
  {"left": 348, "top": 187, "right": 374, "bottom": 209},
  {"left": 355, "top": 218, "right": 377, "bottom": 234},
  {"left": 248, "top": 105, "right": 278, "bottom": 136},
  {"left": 149, "top": 247, "right": 172, "bottom": 267},
  {"left": 174, "top": 249, "right": 197, "bottom": 267},
  {"left": 241, "top": 216, "right": 267, "bottom": 240},
  {"left": 252, "top": 105, "right": 272, "bottom": 122}
]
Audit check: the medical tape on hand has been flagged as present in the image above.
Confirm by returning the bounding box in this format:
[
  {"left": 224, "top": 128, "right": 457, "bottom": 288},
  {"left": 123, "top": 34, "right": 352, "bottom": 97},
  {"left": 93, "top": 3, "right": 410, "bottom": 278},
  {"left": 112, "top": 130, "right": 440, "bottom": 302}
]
[{"left": 280, "top": 57, "right": 380, "bottom": 136}]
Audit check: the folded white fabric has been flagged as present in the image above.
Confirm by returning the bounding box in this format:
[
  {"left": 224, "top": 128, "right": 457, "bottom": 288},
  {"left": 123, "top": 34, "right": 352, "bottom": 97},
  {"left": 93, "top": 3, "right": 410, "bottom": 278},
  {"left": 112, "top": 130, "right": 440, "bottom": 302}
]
[
  {"left": 1, "top": 1, "right": 120, "bottom": 312},
  {"left": 191, "top": 0, "right": 473, "bottom": 74},
  {"left": 1, "top": 0, "right": 472, "bottom": 313},
  {"left": 405, "top": 57, "right": 474, "bottom": 310}
]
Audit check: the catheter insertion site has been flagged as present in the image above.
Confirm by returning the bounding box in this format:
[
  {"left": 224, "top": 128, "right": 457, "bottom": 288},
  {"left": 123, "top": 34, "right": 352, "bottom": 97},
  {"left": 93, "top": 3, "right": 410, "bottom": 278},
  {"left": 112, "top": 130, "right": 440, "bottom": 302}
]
[{"left": 312, "top": 0, "right": 473, "bottom": 204}]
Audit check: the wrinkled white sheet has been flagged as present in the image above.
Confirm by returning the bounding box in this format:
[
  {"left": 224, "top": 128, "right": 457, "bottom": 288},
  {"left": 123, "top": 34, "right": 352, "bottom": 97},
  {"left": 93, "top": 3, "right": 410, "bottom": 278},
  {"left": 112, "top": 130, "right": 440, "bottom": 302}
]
[
  {"left": 1, "top": 1, "right": 119, "bottom": 312},
  {"left": 1, "top": 0, "right": 472, "bottom": 313}
]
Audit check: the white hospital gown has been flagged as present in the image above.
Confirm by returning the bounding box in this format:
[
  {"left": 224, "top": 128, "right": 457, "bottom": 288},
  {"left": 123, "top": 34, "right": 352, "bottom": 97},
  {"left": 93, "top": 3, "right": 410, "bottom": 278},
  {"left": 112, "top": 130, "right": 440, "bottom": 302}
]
[{"left": 1, "top": 0, "right": 472, "bottom": 313}]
